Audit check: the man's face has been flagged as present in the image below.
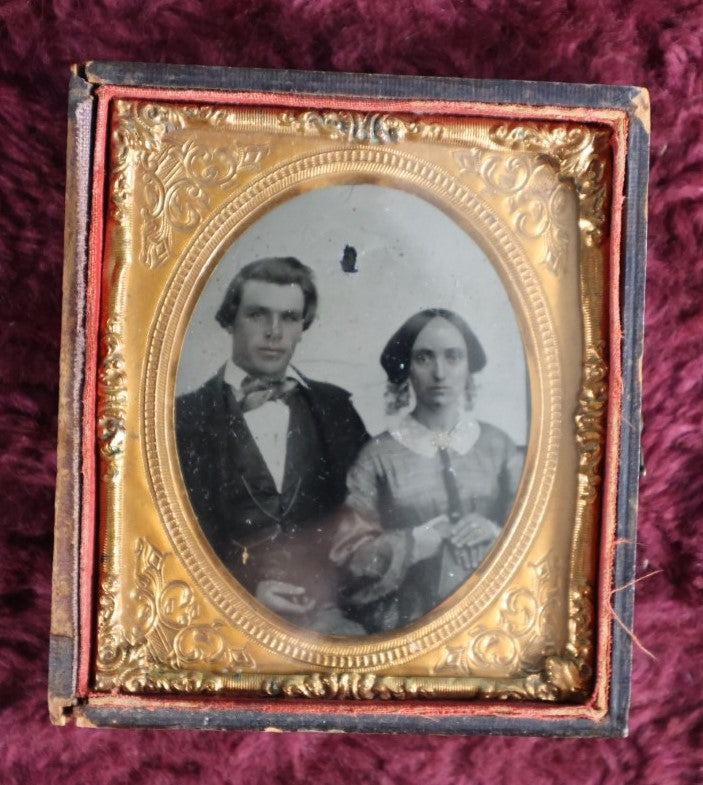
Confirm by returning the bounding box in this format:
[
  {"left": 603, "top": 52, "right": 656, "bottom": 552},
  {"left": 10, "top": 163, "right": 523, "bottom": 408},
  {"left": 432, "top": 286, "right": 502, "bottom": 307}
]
[{"left": 229, "top": 280, "right": 305, "bottom": 379}]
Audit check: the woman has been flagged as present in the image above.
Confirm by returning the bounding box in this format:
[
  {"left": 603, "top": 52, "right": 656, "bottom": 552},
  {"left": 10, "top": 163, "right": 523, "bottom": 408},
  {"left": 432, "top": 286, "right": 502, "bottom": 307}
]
[{"left": 330, "top": 308, "right": 524, "bottom": 633}]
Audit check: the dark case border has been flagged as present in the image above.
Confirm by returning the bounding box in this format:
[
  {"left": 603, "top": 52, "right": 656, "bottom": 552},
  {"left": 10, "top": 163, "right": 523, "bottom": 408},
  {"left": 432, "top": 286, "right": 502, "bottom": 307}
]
[{"left": 50, "top": 62, "right": 649, "bottom": 736}]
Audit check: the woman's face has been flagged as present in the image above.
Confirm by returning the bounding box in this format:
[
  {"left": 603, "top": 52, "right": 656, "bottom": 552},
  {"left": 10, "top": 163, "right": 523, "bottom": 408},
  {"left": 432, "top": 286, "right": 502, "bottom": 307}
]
[{"left": 409, "top": 317, "right": 469, "bottom": 411}]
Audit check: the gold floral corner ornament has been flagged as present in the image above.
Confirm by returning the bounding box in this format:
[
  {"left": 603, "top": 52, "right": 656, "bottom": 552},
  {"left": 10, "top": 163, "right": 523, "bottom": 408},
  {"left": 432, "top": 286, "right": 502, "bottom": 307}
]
[
  {"left": 453, "top": 147, "right": 573, "bottom": 275},
  {"left": 112, "top": 100, "right": 270, "bottom": 270},
  {"left": 452, "top": 122, "right": 610, "bottom": 276},
  {"left": 489, "top": 123, "right": 610, "bottom": 249},
  {"left": 138, "top": 138, "right": 270, "bottom": 270},
  {"left": 434, "top": 553, "right": 564, "bottom": 677},
  {"left": 428, "top": 554, "right": 591, "bottom": 702},
  {"left": 95, "top": 539, "right": 255, "bottom": 692}
]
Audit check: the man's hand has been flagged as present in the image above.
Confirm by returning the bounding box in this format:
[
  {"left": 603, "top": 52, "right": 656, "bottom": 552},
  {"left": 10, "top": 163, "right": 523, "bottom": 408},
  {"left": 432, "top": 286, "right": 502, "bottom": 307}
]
[
  {"left": 449, "top": 513, "right": 501, "bottom": 549},
  {"left": 411, "top": 514, "right": 452, "bottom": 563},
  {"left": 255, "top": 580, "right": 316, "bottom": 615}
]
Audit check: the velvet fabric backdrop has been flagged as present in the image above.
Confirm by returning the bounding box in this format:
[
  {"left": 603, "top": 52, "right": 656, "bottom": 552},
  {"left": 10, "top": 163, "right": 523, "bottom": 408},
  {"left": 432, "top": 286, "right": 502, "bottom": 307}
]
[{"left": 1, "top": 1, "right": 701, "bottom": 783}]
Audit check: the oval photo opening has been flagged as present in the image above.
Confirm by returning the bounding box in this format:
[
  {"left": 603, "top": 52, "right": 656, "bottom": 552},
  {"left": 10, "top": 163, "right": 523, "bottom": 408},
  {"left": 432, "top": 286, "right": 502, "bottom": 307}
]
[{"left": 175, "top": 184, "right": 529, "bottom": 635}]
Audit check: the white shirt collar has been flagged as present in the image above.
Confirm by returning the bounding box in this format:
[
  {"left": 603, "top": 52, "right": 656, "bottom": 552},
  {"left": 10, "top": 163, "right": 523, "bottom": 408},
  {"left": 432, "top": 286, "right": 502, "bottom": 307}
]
[
  {"left": 389, "top": 412, "right": 481, "bottom": 458},
  {"left": 223, "top": 359, "right": 309, "bottom": 391}
]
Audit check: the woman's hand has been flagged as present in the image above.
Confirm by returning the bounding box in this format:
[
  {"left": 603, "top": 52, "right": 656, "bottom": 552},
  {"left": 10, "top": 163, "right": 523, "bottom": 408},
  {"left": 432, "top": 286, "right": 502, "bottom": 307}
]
[
  {"left": 411, "top": 514, "right": 452, "bottom": 562},
  {"left": 411, "top": 513, "right": 500, "bottom": 564},
  {"left": 449, "top": 513, "right": 501, "bottom": 549},
  {"left": 255, "top": 580, "right": 316, "bottom": 615}
]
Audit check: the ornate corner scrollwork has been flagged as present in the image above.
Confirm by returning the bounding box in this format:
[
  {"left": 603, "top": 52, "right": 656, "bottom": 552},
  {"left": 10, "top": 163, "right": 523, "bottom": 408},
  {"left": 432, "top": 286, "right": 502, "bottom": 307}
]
[
  {"left": 138, "top": 139, "right": 269, "bottom": 269},
  {"left": 95, "top": 538, "right": 255, "bottom": 692},
  {"left": 280, "top": 110, "right": 444, "bottom": 145},
  {"left": 453, "top": 148, "right": 573, "bottom": 274},
  {"left": 431, "top": 571, "right": 591, "bottom": 702},
  {"left": 434, "top": 553, "right": 565, "bottom": 678},
  {"left": 489, "top": 123, "right": 610, "bottom": 250},
  {"left": 113, "top": 101, "right": 270, "bottom": 269}
]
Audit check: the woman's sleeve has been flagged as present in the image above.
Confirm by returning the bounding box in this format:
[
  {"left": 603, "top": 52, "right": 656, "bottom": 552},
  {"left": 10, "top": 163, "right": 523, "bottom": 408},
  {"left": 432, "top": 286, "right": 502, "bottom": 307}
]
[{"left": 329, "top": 445, "right": 413, "bottom": 605}]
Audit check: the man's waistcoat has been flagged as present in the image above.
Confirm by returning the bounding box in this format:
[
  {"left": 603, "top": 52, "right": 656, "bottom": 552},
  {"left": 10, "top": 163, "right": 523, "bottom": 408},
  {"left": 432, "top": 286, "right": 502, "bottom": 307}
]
[{"left": 175, "top": 367, "right": 369, "bottom": 600}]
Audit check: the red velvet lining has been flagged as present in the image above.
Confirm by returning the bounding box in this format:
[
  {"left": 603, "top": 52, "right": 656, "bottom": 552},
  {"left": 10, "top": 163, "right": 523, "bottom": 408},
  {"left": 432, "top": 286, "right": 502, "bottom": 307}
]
[{"left": 76, "top": 90, "right": 111, "bottom": 697}]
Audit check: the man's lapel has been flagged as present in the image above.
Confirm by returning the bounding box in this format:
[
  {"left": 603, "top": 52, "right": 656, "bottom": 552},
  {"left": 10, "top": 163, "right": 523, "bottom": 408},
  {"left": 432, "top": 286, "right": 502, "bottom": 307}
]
[{"left": 295, "top": 378, "right": 337, "bottom": 459}]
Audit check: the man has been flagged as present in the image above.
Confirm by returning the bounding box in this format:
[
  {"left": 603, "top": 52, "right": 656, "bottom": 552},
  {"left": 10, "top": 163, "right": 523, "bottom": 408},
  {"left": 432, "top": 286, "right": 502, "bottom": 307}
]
[{"left": 176, "top": 257, "right": 369, "bottom": 633}]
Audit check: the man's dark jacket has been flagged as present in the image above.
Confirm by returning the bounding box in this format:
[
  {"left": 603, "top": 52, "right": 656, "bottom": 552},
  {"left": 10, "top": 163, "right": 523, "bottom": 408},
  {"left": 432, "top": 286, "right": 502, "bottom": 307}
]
[{"left": 175, "top": 366, "right": 369, "bottom": 604}]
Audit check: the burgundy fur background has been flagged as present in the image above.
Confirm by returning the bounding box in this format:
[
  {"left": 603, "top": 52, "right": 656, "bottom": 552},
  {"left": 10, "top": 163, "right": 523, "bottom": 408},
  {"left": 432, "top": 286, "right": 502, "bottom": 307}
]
[{"left": 1, "top": 1, "right": 702, "bottom": 782}]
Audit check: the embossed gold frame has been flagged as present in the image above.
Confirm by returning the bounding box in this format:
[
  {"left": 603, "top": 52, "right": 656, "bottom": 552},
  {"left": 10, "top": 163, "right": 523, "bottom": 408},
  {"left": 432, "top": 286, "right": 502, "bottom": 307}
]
[{"left": 50, "top": 63, "right": 649, "bottom": 735}]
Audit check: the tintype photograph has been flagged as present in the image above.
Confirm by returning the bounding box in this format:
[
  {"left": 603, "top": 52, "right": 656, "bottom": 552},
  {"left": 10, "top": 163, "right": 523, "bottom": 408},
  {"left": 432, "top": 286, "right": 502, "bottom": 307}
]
[
  {"left": 49, "top": 63, "right": 649, "bottom": 735},
  {"left": 174, "top": 184, "right": 527, "bottom": 635}
]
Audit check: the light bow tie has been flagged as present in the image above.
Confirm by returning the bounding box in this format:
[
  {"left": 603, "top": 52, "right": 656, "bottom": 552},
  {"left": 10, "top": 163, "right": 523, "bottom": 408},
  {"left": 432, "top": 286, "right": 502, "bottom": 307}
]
[{"left": 237, "top": 376, "right": 298, "bottom": 413}]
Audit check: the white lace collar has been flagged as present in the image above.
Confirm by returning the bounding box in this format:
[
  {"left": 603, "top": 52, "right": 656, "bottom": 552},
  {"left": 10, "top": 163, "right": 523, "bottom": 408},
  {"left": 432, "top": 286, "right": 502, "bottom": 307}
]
[{"left": 389, "top": 412, "right": 481, "bottom": 458}]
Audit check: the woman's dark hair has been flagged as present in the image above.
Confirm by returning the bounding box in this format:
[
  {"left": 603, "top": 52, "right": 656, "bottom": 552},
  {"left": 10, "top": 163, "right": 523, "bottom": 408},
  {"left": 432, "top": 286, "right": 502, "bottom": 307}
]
[
  {"left": 380, "top": 308, "right": 486, "bottom": 384},
  {"left": 215, "top": 257, "right": 318, "bottom": 331}
]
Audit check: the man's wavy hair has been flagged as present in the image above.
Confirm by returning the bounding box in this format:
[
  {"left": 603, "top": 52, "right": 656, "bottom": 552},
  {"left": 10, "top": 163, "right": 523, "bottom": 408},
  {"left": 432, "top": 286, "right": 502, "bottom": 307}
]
[{"left": 215, "top": 257, "right": 318, "bottom": 331}]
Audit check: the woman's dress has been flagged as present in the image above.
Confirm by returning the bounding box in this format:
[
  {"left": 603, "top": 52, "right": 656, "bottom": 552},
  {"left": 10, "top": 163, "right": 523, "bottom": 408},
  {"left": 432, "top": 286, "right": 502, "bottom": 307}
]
[{"left": 331, "top": 413, "right": 524, "bottom": 632}]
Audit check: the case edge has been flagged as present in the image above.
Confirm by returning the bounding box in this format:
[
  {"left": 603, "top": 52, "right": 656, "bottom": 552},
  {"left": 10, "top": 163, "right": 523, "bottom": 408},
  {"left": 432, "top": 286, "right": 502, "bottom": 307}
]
[{"left": 49, "top": 68, "right": 94, "bottom": 725}]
